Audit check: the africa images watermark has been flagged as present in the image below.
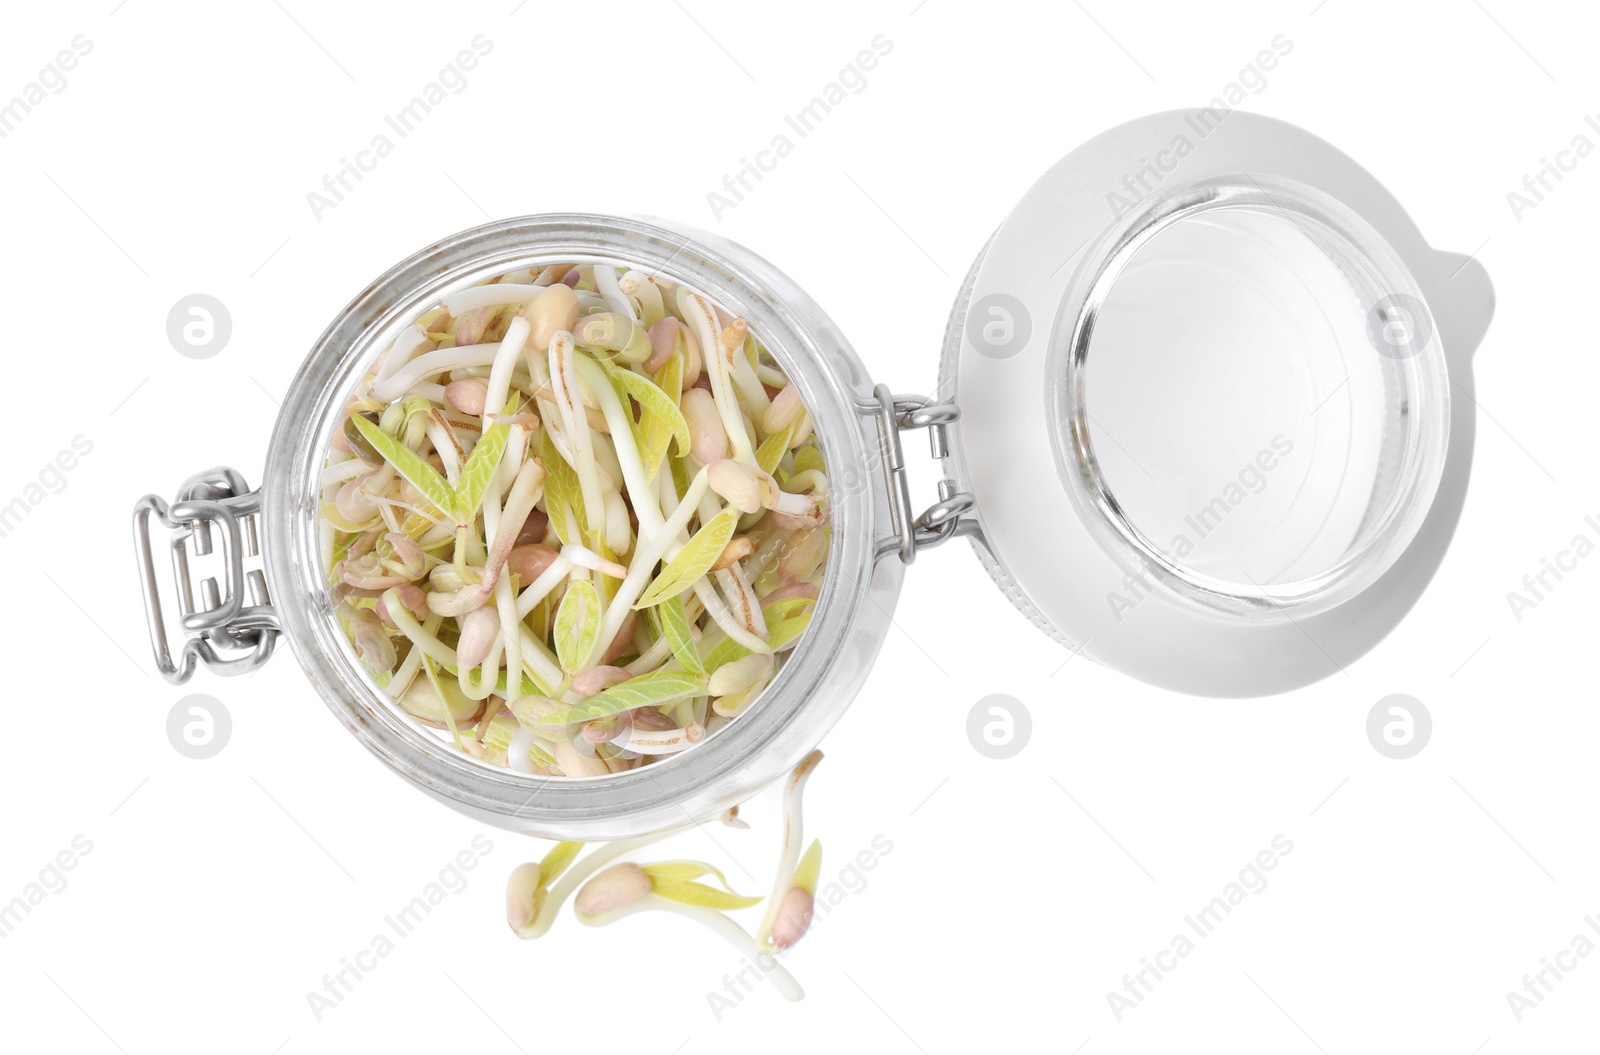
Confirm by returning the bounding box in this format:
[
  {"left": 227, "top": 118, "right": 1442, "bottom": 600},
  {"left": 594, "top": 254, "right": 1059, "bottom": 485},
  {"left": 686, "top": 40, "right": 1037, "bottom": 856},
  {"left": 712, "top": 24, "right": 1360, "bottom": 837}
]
[
  {"left": 0, "top": 834, "right": 94, "bottom": 940},
  {"left": 0, "top": 434, "right": 94, "bottom": 542},
  {"left": 305, "top": 834, "right": 493, "bottom": 1021},
  {"left": 1504, "top": 912, "right": 1600, "bottom": 1023},
  {"left": 1505, "top": 112, "right": 1600, "bottom": 222},
  {"left": 1504, "top": 511, "right": 1599, "bottom": 622},
  {"left": 306, "top": 35, "right": 494, "bottom": 221},
  {"left": 1105, "top": 434, "right": 1295, "bottom": 623},
  {"left": 1106, "top": 834, "right": 1295, "bottom": 1022},
  {"left": 706, "top": 34, "right": 894, "bottom": 222},
  {"left": 0, "top": 34, "right": 94, "bottom": 141},
  {"left": 1105, "top": 34, "right": 1295, "bottom": 219},
  {"left": 704, "top": 832, "right": 894, "bottom": 1021}
]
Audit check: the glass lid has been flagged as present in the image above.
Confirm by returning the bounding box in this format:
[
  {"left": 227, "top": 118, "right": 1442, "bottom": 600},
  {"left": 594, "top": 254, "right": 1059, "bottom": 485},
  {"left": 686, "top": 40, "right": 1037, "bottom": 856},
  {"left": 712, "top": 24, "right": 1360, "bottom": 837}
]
[{"left": 941, "top": 111, "right": 1494, "bottom": 697}]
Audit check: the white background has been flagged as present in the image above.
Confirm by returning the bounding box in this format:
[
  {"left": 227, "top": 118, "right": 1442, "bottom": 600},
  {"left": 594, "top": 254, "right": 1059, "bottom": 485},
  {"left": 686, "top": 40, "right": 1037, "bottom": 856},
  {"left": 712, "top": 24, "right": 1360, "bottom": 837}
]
[{"left": 2, "top": 1, "right": 1595, "bottom": 1052}]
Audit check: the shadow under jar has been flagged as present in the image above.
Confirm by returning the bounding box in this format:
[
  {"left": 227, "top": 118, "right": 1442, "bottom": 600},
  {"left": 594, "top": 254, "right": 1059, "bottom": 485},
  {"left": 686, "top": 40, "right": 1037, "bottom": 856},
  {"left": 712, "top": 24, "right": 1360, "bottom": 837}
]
[{"left": 132, "top": 111, "right": 1494, "bottom": 841}]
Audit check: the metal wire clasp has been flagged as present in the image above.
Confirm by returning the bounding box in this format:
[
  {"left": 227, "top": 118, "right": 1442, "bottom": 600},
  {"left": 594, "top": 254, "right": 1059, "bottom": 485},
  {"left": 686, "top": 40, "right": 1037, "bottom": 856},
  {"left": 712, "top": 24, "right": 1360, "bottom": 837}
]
[
  {"left": 866, "top": 384, "right": 976, "bottom": 565},
  {"left": 132, "top": 467, "right": 279, "bottom": 684}
]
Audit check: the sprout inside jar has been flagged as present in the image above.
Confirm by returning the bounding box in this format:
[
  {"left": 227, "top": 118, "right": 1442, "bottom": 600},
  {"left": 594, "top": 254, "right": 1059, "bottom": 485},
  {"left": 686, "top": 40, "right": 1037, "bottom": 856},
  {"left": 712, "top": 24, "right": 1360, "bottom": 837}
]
[{"left": 319, "top": 260, "right": 830, "bottom": 777}]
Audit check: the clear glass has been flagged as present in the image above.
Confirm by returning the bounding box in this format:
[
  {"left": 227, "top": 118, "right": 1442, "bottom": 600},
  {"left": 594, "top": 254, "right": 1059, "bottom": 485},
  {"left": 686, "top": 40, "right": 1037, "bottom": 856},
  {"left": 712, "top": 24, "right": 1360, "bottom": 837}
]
[
  {"left": 1049, "top": 177, "right": 1449, "bottom": 618},
  {"left": 261, "top": 215, "right": 903, "bottom": 840}
]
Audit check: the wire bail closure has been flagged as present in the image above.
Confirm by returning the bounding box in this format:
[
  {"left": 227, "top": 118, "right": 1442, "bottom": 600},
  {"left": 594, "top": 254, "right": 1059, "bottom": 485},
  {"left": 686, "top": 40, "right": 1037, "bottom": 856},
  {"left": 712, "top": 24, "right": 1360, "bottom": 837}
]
[
  {"left": 133, "top": 467, "right": 279, "bottom": 684},
  {"left": 866, "top": 384, "right": 976, "bottom": 564}
]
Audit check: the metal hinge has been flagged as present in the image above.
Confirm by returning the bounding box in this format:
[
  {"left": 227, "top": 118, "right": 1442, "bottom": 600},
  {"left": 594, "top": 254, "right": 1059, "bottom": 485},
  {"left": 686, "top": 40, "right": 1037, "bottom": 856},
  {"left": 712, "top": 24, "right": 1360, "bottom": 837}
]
[
  {"left": 133, "top": 467, "right": 279, "bottom": 684},
  {"left": 866, "top": 384, "right": 976, "bottom": 565}
]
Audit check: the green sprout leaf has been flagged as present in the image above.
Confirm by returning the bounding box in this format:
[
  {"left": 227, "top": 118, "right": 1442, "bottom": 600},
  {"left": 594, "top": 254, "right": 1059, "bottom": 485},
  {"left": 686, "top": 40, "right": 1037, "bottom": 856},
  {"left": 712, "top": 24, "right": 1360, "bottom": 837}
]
[
  {"left": 630, "top": 354, "right": 687, "bottom": 480},
  {"left": 669, "top": 454, "right": 692, "bottom": 506},
  {"left": 764, "top": 597, "right": 816, "bottom": 652},
  {"left": 349, "top": 412, "right": 453, "bottom": 515},
  {"left": 793, "top": 839, "right": 823, "bottom": 896},
  {"left": 651, "top": 880, "right": 763, "bottom": 910},
  {"left": 656, "top": 594, "right": 705, "bottom": 678},
  {"left": 540, "top": 429, "right": 587, "bottom": 545},
  {"left": 483, "top": 714, "right": 557, "bottom": 768},
  {"left": 533, "top": 668, "right": 707, "bottom": 725},
  {"left": 452, "top": 413, "right": 511, "bottom": 524},
  {"left": 792, "top": 445, "right": 824, "bottom": 476},
  {"left": 541, "top": 841, "right": 584, "bottom": 885},
  {"left": 554, "top": 579, "right": 602, "bottom": 675},
  {"left": 702, "top": 636, "right": 745, "bottom": 674},
  {"left": 754, "top": 424, "right": 792, "bottom": 476},
  {"left": 642, "top": 860, "right": 763, "bottom": 910},
  {"left": 634, "top": 507, "right": 740, "bottom": 609}
]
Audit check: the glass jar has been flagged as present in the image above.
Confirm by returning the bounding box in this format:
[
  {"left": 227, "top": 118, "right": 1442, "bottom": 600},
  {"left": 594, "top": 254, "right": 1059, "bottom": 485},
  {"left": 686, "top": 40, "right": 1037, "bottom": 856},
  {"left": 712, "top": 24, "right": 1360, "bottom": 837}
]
[{"left": 133, "top": 110, "right": 1494, "bottom": 839}]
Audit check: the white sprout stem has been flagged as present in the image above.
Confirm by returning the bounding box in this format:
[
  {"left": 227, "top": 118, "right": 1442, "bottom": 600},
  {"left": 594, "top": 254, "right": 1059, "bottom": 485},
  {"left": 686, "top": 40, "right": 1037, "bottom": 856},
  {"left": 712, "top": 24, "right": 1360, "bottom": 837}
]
[
  {"left": 625, "top": 632, "right": 674, "bottom": 675},
  {"left": 370, "top": 343, "right": 503, "bottom": 402},
  {"left": 404, "top": 381, "right": 449, "bottom": 404},
  {"left": 425, "top": 414, "right": 464, "bottom": 486},
  {"left": 755, "top": 750, "right": 823, "bottom": 948},
  {"left": 515, "top": 626, "right": 577, "bottom": 703},
  {"left": 483, "top": 316, "right": 532, "bottom": 427},
  {"left": 493, "top": 424, "right": 527, "bottom": 491},
  {"left": 611, "top": 723, "right": 695, "bottom": 755},
  {"left": 679, "top": 290, "right": 756, "bottom": 465},
  {"left": 655, "top": 463, "right": 706, "bottom": 559},
  {"left": 420, "top": 520, "right": 457, "bottom": 549},
  {"left": 443, "top": 284, "right": 541, "bottom": 315},
  {"left": 619, "top": 271, "right": 664, "bottom": 327},
  {"left": 382, "top": 591, "right": 458, "bottom": 667},
  {"left": 320, "top": 459, "right": 369, "bottom": 488},
  {"left": 386, "top": 612, "right": 441, "bottom": 699},
  {"left": 603, "top": 490, "right": 632, "bottom": 557},
  {"left": 561, "top": 543, "right": 629, "bottom": 580},
  {"left": 647, "top": 897, "right": 804, "bottom": 1002},
  {"left": 593, "top": 263, "right": 635, "bottom": 319},
  {"left": 481, "top": 459, "right": 545, "bottom": 593},
  {"left": 373, "top": 324, "right": 431, "bottom": 385},
  {"left": 549, "top": 332, "right": 607, "bottom": 536},
  {"left": 319, "top": 518, "right": 336, "bottom": 578},
  {"left": 770, "top": 490, "right": 816, "bottom": 517},
  {"left": 508, "top": 724, "right": 539, "bottom": 773},
  {"left": 727, "top": 337, "right": 770, "bottom": 417},
  {"left": 585, "top": 468, "right": 710, "bottom": 668},
  {"left": 716, "top": 564, "right": 767, "bottom": 638},
  {"left": 459, "top": 632, "right": 504, "bottom": 701},
  {"left": 495, "top": 573, "right": 523, "bottom": 711},
  {"left": 572, "top": 355, "right": 666, "bottom": 537},
  {"left": 516, "top": 556, "right": 576, "bottom": 619},
  {"left": 693, "top": 578, "right": 770, "bottom": 654},
  {"left": 588, "top": 428, "right": 626, "bottom": 496}
]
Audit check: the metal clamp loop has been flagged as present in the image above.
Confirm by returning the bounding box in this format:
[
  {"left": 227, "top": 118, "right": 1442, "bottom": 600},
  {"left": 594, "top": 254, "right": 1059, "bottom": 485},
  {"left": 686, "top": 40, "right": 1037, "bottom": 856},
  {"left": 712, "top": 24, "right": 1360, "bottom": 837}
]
[
  {"left": 133, "top": 467, "right": 279, "bottom": 685},
  {"left": 866, "top": 384, "right": 976, "bottom": 565}
]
